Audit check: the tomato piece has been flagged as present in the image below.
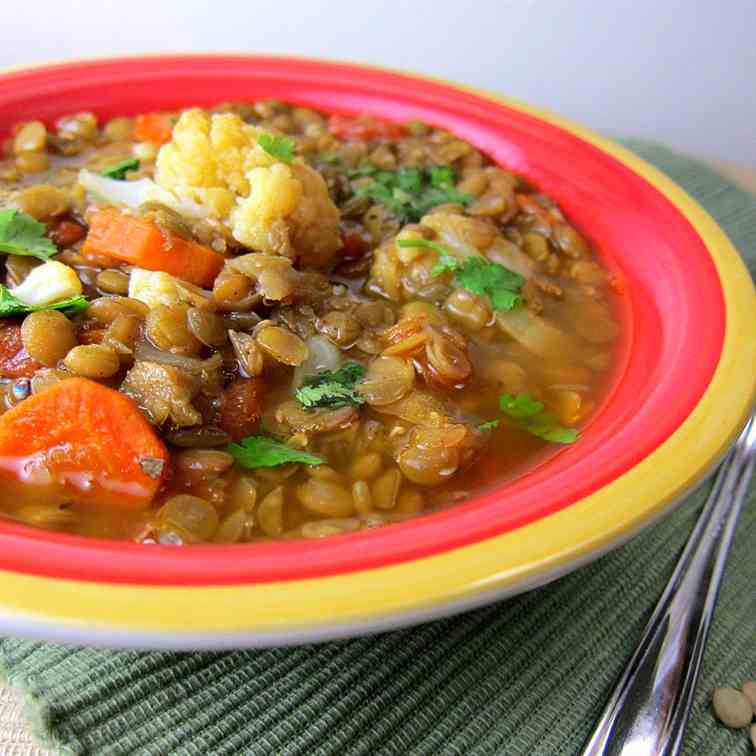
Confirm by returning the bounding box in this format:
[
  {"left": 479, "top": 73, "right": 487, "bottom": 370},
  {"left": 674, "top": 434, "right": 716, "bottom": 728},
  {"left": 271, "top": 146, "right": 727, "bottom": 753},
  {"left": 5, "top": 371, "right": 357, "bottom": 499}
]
[
  {"left": 328, "top": 114, "right": 406, "bottom": 141},
  {"left": 219, "top": 378, "right": 266, "bottom": 442},
  {"left": 340, "top": 229, "right": 371, "bottom": 260},
  {"left": 50, "top": 220, "right": 86, "bottom": 248},
  {"left": 0, "top": 322, "right": 41, "bottom": 379}
]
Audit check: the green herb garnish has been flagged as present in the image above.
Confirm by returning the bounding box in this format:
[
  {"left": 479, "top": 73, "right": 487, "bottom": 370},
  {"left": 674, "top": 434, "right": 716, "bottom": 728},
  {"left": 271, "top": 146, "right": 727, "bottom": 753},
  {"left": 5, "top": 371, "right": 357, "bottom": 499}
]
[
  {"left": 317, "top": 152, "right": 341, "bottom": 165},
  {"left": 227, "top": 435, "right": 324, "bottom": 469},
  {"left": 0, "top": 209, "right": 58, "bottom": 261},
  {"left": 0, "top": 285, "right": 88, "bottom": 317},
  {"left": 478, "top": 419, "right": 500, "bottom": 431},
  {"left": 395, "top": 238, "right": 451, "bottom": 268},
  {"left": 455, "top": 257, "right": 524, "bottom": 311},
  {"left": 100, "top": 158, "right": 140, "bottom": 180},
  {"left": 346, "top": 163, "right": 378, "bottom": 178},
  {"left": 258, "top": 133, "right": 296, "bottom": 164},
  {"left": 429, "top": 165, "right": 456, "bottom": 189},
  {"left": 396, "top": 239, "right": 524, "bottom": 311},
  {"left": 498, "top": 393, "right": 579, "bottom": 444},
  {"left": 351, "top": 165, "right": 472, "bottom": 222},
  {"left": 295, "top": 361, "right": 366, "bottom": 410}
]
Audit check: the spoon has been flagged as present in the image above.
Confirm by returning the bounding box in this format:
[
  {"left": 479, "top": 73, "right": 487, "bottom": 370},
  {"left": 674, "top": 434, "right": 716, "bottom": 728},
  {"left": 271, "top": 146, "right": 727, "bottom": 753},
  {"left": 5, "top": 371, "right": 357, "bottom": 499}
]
[{"left": 580, "top": 414, "right": 755, "bottom": 756}]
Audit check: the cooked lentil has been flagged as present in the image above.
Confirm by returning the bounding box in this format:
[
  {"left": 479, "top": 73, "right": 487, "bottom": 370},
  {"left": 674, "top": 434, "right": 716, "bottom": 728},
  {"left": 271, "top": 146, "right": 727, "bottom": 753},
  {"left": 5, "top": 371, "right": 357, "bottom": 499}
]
[
  {"left": 712, "top": 687, "right": 753, "bottom": 729},
  {"left": 0, "top": 100, "right": 622, "bottom": 544}
]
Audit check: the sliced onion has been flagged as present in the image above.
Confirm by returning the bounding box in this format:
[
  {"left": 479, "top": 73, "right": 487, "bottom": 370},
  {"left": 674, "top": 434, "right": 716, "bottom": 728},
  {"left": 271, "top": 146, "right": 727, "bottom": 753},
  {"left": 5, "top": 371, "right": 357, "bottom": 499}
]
[
  {"left": 78, "top": 170, "right": 155, "bottom": 209},
  {"left": 485, "top": 239, "right": 535, "bottom": 279},
  {"left": 495, "top": 308, "right": 576, "bottom": 358},
  {"left": 292, "top": 336, "right": 342, "bottom": 388},
  {"left": 134, "top": 340, "right": 221, "bottom": 374},
  {"left": 78, "top": 170, "right": 208, "bottom": 219}
]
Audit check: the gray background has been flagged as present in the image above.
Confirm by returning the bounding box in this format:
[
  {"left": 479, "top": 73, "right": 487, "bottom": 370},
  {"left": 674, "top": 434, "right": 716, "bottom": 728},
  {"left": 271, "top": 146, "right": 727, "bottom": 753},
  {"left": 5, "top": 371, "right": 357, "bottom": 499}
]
[{"left": 2, "top": 0, "right": 754, "bottom": 164}]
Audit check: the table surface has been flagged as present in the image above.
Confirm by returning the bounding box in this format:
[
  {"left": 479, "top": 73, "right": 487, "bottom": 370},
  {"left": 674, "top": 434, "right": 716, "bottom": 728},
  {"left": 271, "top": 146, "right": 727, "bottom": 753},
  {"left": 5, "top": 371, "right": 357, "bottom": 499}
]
[{"left": 1, "top": 160, "right": 754, "bottom": 756}]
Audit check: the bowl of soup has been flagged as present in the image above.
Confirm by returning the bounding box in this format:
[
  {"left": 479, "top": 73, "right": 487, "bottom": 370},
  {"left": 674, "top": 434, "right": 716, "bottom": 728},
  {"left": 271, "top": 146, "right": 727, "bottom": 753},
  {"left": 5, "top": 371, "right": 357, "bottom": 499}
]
[{"left": 0, "top": 55, "right": 752, "bottom": 649}]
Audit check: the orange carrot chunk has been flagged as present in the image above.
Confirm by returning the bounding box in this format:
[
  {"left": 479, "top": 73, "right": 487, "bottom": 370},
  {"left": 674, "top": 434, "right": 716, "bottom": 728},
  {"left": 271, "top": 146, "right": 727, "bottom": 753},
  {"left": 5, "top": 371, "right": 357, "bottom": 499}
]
[
  {"left": 82, "top": 208, "right": 224, "bottom": 288},
  {"left": 134, "top": 113, "right": 175, "bottom": 145},
  {"left": 0, "top": 378, "right": 169, "bottom": 511}
]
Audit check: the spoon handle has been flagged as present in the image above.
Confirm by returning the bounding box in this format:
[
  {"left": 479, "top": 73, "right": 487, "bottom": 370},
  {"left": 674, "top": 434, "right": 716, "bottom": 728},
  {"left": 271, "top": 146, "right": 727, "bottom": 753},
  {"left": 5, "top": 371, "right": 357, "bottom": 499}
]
[{"left": 580, "top": 415, "right": 756, "bottom": 756}]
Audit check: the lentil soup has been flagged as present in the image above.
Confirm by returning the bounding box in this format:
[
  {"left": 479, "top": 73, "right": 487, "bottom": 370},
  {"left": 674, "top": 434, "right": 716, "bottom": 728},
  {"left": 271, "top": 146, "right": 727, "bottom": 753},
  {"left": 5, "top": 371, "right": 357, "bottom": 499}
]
[{"left": 0, "top": 101, "right": 621, "bottom": 544}]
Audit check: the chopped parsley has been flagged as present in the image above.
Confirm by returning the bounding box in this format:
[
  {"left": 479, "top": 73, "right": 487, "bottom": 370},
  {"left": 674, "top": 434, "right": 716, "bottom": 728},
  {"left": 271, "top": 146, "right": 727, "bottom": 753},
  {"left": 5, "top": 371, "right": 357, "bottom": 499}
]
[
  {"left": 227, "top": 435, "right": 324, "bottom": 469},
  {"left": 258, "top": 133, "right": 296, "bottom": 164},
  {"left": 100, "top": 158, "right": 140, "bottom": 180},
  {"left": 0, "top": 208, "right": 58, "bottom": 261},
  {"left": 351, "top": 165, "right": 472, "bottom": 222},
  {"left": 0, "top": 285, "right": 88, "bottom": 317},
  {"left": 499, "top": 393, "right": 580, "bottom": 444},
  {"left": 295, "top": 361, "right": 366, "bottom": 410},
  {"left": 396, "top": 239, "right": 524, "bottom": 311}
]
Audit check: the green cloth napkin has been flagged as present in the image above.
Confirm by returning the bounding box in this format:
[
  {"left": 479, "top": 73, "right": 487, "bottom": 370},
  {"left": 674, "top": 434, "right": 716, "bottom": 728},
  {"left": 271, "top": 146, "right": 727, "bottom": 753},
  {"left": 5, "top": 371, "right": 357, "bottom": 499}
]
[{"left": 1, "top": 143, "right": 754, "bottom": 756}]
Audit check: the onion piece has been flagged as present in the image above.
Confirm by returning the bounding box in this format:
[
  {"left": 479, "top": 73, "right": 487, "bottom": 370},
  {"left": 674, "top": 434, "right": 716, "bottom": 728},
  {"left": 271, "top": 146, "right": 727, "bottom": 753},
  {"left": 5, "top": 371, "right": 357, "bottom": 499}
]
[
  {"left": 485, "top": 239, "right": 535, "bottom": 279},
  {"left": 134, "top": 339, "right": 221, "bottom": 374},
  {"left": 78, "top": 170, "right": 207, "bottom": 219},
  {"left": 495, "top": 308, "right": 576, "bottom": 358},
  {"left": 292, "top": 336, "right": 342, "bottom": 388}
]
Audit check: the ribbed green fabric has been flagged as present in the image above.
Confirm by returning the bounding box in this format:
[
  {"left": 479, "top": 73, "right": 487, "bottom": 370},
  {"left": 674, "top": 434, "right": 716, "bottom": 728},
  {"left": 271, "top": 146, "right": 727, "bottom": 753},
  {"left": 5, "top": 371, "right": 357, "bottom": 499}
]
[{"left": 1, "top": 143, "right": 754, "bottom": 756}]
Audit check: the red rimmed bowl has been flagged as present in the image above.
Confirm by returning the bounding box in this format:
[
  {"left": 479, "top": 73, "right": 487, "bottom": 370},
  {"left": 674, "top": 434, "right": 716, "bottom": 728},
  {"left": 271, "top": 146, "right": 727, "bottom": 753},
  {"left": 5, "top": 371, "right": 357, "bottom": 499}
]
[{"left": 0, "top": 55, "right": 753, "bottom": 649}]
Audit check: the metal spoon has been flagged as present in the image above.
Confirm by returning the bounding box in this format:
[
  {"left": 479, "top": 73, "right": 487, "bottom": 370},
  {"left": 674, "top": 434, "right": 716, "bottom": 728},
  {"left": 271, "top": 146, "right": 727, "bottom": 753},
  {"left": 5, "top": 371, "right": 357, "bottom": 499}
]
[{"left": 580, "top": 414, "right": 756, "bottom": 756}]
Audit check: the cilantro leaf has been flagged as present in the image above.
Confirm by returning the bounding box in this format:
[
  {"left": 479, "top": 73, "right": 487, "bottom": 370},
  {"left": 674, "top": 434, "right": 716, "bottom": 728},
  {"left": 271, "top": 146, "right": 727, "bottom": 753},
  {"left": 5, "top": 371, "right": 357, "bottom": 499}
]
[
  {"left": 258, "top": 133, "right": 296, "bottom": 163},
  {"left": 411, "top": 186, "right": 473, "bottom": 217},
  {"left": 296, "top": 361, "right": 366, "bottom": 409},
  {"left": 296, "top": 383, "right": 362, "bottom": 409},
  {"left": 395, "top": 239, "right": 460, "bottom": 275},
  {"left": 397, "top": 167, "right": 423, "bottom": 194},
  {"left": 429, "top": 165, "right": 456, "bottom": 189},
  {"left": 478, "top": 419, "right": 499, "bottom": 431},
  {"left": 499, "top": 393, "right": 579, "bottom": 444},
  {"left": 0, "top": 285, "right": 88, "bottom": 317},
  {"left": 350, "top": 165, "right": 471, "bottom": 222},
  {"left": 101, "top": 158, "right": 140, "bottom": 180},
  {"left": 227, "top": 435, "right": 324, "bottom": 469},
  {"left": 455, "top": 257, "right": 524, "bottom": 311},
  {"left": 498, "top": 393, "right": 543, "bottom": 418},
  {"left": 347, "top": 163, "right": 378, "bottom": 178},
  {"left": 0, "top": 208, "right": 58, "bottom": 261},
  {"left": 396, "top": 238, "right": 449, "bottom": 256},
  {"left": 397, "top": 238, "right": 523, "bottom": 309},
  {"left": 432, "top": 254, "right": 460, "bottom": 275}
]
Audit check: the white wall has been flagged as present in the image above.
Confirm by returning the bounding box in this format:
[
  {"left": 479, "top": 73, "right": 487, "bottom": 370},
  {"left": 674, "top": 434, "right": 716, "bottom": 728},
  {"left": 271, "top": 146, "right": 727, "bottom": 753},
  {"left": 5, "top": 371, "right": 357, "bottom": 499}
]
[{"left": 3, "top": 0, "right": 754, "bottom": 165}]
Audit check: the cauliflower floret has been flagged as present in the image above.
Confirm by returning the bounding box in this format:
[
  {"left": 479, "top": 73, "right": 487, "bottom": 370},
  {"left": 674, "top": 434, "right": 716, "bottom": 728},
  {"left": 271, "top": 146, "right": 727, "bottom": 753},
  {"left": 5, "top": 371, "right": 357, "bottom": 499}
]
[
  {"left": 128, "top": 269, "right": 189, "bottom": 308},
  {"left": 155, "top": 109, "right": 341, "bottom": 267},
  {"left": 11, "top": 261, "right": 83, "bottom": 306},
  {"left": 230, "top": 163, "right": 302, "bottom": 252}
]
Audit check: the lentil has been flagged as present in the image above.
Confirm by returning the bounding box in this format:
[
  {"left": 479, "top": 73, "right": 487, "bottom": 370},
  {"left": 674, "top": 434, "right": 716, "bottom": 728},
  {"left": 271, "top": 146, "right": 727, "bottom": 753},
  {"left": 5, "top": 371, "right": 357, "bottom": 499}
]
[{"left": 712, "top": 687, "right": 753, "bottom": 729}]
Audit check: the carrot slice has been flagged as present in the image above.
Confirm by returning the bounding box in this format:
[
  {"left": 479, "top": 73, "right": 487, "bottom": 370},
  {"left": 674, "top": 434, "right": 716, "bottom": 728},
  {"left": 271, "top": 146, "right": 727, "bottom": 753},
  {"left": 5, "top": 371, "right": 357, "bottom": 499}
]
[
  {"left": 134, "top": 113, "right": 175, "bottom": 145},
  {"left": 82, "top": 208, "right": 225, "bottom": 288},
  {"left": 0, "top": 378, "right": 169, "bottom": 511}
]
